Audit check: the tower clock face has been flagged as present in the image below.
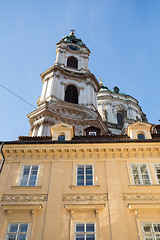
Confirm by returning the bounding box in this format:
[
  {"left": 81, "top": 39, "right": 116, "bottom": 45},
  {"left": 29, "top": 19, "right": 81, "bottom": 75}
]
[{"left": 68, "top": 45, "right": 79, "bottom": 51}]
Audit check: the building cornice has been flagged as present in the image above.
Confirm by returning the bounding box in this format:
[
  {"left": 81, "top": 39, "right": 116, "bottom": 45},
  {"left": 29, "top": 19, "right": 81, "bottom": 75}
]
[{"left": 1, "top": 142, "right": 160, "bottom": 161}]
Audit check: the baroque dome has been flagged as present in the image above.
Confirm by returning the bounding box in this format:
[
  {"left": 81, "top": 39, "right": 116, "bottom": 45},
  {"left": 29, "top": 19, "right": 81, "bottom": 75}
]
[{"left": 97, "top": 82, "right": 148, "bottom": 135}]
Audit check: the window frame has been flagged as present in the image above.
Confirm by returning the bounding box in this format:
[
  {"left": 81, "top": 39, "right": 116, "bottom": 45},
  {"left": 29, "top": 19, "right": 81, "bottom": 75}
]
[
  {"left": 74, "top": 222, "right": 96, "bottom": 240},
  {"left": 5, "top": 222, "right": 29, "bottom": 240},
  {"left": 141, "top": 222, "right": 160, "bottom": 240},
  {"left": 153, "top": 164, "right": 160, "bottom": 184},
  {"left": 19, "top": 165, "right": 40, "bottom": 187},
  {"left": 89, "top": 132, "right": 97, "bottom": 136},
  {"left": 76, "top": 164, "right": 94, "bottom": 186},
  {"left": 130, "top": 163, "right": 151, "bottom": 185}
]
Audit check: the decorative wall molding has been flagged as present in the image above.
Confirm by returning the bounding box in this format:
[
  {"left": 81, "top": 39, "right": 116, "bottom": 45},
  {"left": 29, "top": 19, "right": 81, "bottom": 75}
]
[
  {"left": 62, "top": 193, "right": 108, "bottom": 202},
  {"left": 123, "top": 193, "right": 160, "bottom": 201},
  {"left": 1, "top": 194, "right": 48, "bottom": 202},
  {"left": 4, "top": 145, "right": 160, "bottom": 161}
]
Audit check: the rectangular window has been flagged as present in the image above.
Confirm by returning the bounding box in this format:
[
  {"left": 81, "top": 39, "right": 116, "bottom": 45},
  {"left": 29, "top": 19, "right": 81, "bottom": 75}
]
[
  {"left": 89, "top": 132, "right": 96, "bottom": 136},
  {"left": 76, "top": 165, "right": 93, "bottom": 186},
  {"left": 142, "top": 222, "right": 160, "bottom": 240},
  {"left": 19, "top": 165, "right": 39, "bottom": 186},
  {"left": 154, "top": 164, "right": 160, "bottom": 184},
  {"left": 6, "top": 223, "right": 29, "bottom": 240},
  {"left": 130, "top": 164, "right": 151, "bottom": 185},
  {"left": 74, "top": 223, "right": 96, "bottom": 240}
]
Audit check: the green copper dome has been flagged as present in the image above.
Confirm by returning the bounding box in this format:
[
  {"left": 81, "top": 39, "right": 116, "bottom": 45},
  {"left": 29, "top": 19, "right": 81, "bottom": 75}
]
[
  {"left": 99, "top": 82, "right": 127, "bottom": 96},
  {"left": 61, "top": 30, "right": 84, "bottom": 46}
]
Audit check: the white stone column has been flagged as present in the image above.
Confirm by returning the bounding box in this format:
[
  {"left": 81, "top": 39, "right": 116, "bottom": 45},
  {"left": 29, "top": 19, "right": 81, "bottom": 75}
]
[
  {"left": 55, "top": 49, "right": 63, "bottom": 64},
  {"left": 45, "top": 77, "right": 53, "bottom": 99},
  {"left": 95, "top": 91, "right": 98, "bottom": 109},
  {"left": 37, "top": 124, "right": 43, "bottom": 136},
  {"left": 77, "top": 87, "right": 83, "bottom": 105},
  {"left": 60, "top": 83, "right": 65, "bottom": 101},
  {"left": 40, "top": 81, "right": 48, "bottom": 101},
  {"left": 86, "top": 83, "right": 91, "bottom": 107},
  {"left": 50, "top": 75, "right": 56, "bottom": 97},
  {"left": 32, "top": 127, "right": 36, "bottom": 137},
  {"left": 86, "top": 57, "right": 89, "bottom": 69},
  {"left": 91, "top": 85, "right": 96, "bottom": 109}
]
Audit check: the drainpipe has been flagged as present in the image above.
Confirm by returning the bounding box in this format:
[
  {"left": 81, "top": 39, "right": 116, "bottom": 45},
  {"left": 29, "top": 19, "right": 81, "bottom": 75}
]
[{"left": 0, "top": 142, "right": 5, "bottom": 174}]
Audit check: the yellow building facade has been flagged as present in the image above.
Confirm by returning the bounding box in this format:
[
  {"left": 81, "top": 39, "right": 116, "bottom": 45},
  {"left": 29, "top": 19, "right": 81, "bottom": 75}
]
[
  {"left": 0, "top": 31, "right": 160, "bottom": 240},
  {"left": 0, "top": 126, "right": 160, "bottom": 240}
]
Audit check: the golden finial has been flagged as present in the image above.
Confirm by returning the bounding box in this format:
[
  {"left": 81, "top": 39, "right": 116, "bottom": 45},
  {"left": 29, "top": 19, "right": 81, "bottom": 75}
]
[
  {"left": 70, "top": 29, "right": 75, "bottom": 36},
  {"left": 99, "top": 77, "right": 103, "bottom": 86}
]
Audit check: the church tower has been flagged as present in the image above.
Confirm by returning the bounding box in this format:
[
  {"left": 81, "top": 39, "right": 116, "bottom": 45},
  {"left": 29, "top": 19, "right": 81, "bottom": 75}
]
[{"left": 28, "top": 31, "right": 108, "bottom": 137}]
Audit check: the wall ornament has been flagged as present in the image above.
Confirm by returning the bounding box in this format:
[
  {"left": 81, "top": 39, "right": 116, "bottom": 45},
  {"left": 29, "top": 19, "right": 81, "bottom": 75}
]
[
  {"left": 123, "top": 193, "right": 160, "bottom": 201},
  {"left": 1, "top": 194, "right": 48, "bottom": 202},
  {"left": 62, "top": 193, "right": 108, "bottom": 201}
]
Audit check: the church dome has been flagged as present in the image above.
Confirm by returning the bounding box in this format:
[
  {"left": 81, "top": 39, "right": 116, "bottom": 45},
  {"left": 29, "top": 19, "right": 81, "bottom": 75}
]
[{"left": 97, "top": 82, "right": 148, "bottom": 135}]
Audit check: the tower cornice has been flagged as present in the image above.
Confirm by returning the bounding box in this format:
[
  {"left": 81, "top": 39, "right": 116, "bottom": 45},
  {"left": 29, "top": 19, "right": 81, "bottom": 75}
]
[{"left": 40, "top": 64, "right": 100, "bottom": 90}]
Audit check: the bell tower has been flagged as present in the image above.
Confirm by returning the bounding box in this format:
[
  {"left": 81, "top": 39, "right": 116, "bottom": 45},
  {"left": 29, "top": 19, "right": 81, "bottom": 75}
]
[{"left": 28, "top": 31, "right": 108, "bottom": 137}]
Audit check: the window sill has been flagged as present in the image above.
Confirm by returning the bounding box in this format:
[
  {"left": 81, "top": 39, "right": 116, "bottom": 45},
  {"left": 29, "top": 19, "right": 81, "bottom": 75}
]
[
  {"left": 70, "top": 185, "right": 100, "bottom": 189},
  {"left": 11, "top": 186, "right": 42, "bottom": 190},
  {"left": 128, "top": 184, "right": 160, "bottom": 188}
]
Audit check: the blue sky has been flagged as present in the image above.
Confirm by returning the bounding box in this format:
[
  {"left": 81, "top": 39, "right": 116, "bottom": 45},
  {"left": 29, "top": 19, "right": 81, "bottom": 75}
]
[{"left": 0, "top": 0, "right": 160, "bottom": 140}]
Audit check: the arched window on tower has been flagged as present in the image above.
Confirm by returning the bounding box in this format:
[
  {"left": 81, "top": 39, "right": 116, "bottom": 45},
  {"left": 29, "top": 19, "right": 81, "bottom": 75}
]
[
  {"left": 67, "top": 56, "right": 78, "bottom": 69},
  {"left": 65, "top": 85, "right": 78, "bottom": 104}
]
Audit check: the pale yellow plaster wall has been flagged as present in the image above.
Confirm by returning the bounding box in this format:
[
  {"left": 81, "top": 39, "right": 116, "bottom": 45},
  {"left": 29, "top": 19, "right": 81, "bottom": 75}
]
[{"left": 0, "top": 141, "right": 159, "bottom": 239}]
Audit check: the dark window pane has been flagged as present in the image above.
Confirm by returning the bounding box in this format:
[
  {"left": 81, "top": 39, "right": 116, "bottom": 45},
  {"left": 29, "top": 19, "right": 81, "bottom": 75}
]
[
  {"left": 67, "top": 57, "right": 78, "bottom": 69},
  {"left": 28, "top": 180, "right": 36, "bottom": 186},
  {"left": 138, "top": 134, "right": 145, "bottom": 140},
  {"left": 31, "top": 170, "right": 38, "bottom": 176},
  {"left": 86, "top": 224, "right": 94, "bottom": 232},
  {"left": 86, "top": 180, "right": 93, "bottom": 186},
  {"left": 32, "top": 166, "right": 38, "bottom": 170},
  {"left": 20, "top": 180, "right": 27, "bottom": 186},
  {"left": 21, "top": 176, "right": 28, "bottom": 182},
  {"left": 7, "top": 235, "right": 16, "bottom": 240},
  {"left": 86, "top": 175, "right": 93, "bottom": 180},
  {"left": 19, "top": 224, "right": 28, "bottom": 233},
  {"left": 17, "top": 235, "right": 27, "bottom": 240},
  {"left": 9, "top": 224, "right": 18, "bottom": 233},
  {"left": 65, "top": 85, "right": 78, "bottom": 104},
  {"left": 77, "top": 176, "right": 84, "bottom": 180},
  {"left": 24, "top": 166, "right": 30, "bottom": 171},
  {"left": 86, "top": 234, "right": 95, "bottom": 240},
  {"left": 76, "top": 224, "right": 84, "bottom": 232},
  {"left": 58, "top": 135, "right": 65, "bottom": 141},
  {"left": 117, "top": 112, "right": 124, "bottom": 125},
  {"left": 30, "top": 175, "right": 37, "bottom": 181},
  {"left": 86, "top": 165, "right": 92, "bottom": 169},
  {"left": 23, "top": 170, "right": 29, "bottom": 176},
  {"left": 77, "top": 181, "right": 84, "bottom": 186},
  {"left": 76, "top": 235, "right": 85, "bottom": 240}
]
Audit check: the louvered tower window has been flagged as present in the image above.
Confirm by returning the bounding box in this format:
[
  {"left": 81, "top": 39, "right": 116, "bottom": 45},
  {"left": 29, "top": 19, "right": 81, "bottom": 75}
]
[
  {"left": 65, "top": 85, "right": 78, "bottom": 104},
  {"left": 67, "top": 56, "right": 78, "bottom": 69}
]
